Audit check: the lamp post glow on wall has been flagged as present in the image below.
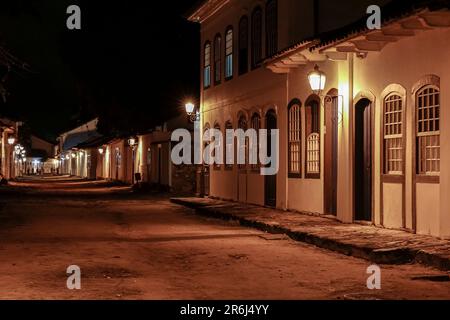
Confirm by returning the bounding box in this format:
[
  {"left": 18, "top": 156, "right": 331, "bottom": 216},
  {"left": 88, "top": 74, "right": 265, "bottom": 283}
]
[
  {"left": 307, "top": 64, "right": 344, "bottom": 125},
  {"left": 7, "top": 137, "right": 16, "bottom": 179},
  {"left": 128, "top": 137, "right": 138, "bottom": 184},
  {"left": 308, "top": 64, "right": 327, "bottom": 95},
  {"left": 185, "top": 102, "right": 200, "bottom": 122}
]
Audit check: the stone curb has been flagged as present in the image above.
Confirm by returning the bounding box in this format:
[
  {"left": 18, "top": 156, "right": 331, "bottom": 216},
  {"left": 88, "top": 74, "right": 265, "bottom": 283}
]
[{"left": 171, "top": 198, "right": 450, "bottom": 271}]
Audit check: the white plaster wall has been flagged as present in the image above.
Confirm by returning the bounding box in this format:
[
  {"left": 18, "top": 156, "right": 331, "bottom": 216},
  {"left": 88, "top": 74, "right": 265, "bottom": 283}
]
[
  {"left": 382, "top": 183, "right": 403, "bottom": 229},
  {"left": 416, "top": 183, "right": 440, "bottom": 236}
]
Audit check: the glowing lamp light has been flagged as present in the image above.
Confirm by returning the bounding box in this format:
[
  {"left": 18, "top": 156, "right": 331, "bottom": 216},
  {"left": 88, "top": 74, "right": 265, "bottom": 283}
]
[
  {"left": 98, "top": 147, "right": 104, "bottom": 155},
  {"left": 185, "top": 102, "right": 195, "bottom": 115},
  {"left": 308, "top": 64, "right": 326, "bottom": 95},
  {"left": 71, "top": 153, "right": 76, "bottom": 158},
  {"left": 65, "top": 155, "right": 70, "bottom": 160},
  {"left": 128, "top": 137, "right": 137, "bottom": 147},
  {"left": 7, "top": 137, "right": 15, "bottom": 145}
]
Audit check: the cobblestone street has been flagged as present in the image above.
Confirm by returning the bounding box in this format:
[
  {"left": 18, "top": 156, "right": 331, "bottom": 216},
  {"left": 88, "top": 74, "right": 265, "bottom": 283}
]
[{"left": 0, "top": 178, "right": 449, "bottom": 299}]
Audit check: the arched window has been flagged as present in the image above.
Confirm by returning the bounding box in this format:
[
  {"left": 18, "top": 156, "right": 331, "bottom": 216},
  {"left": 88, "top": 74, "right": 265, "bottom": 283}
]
[
  {"left": 203, "top": 123, "right": 211, "bottom": 166},
  {"left": 213, "top": 123, "right": 221, "bottom": 170},
  {"left": 225, "top": 121, "right": 233, "bottom": 169},
  {"left": 204, "top": 42, "right": 211, "bottom": 88},
  {"left": 266, "top": 0, "right": 278, "bottom": 57},
  {"left": 305, "top": 96, "right": 320, "bottom": 178},
  {"left": 288, "top": 99, "right": 302, "bottom": 178},
  {"left": 416, "top": 85, "right": 440, "bottom": 175},
  {"left": 251, "top": 113, "right": 261, "bottom": 170},
  {"left": 251, "top": 7, "right": 263, "bottom": 69},
  {"left": 383, "top": 93, "right": 404, "bottom": 174},
  {"left": 225, "top": 27, "right": 233, "bottom": 79},
  {"left": 238, "top": 115, "right": 248, "bottom": 169},
  {"left": 214, "top": 34, "right": 222, "bottom": 85},
  {"left": 238, "top": 16, "right": 249, "bottom": 75}
]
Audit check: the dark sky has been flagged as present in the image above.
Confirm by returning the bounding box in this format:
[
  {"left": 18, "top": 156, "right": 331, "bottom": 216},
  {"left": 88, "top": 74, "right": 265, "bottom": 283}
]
[
  {"left": 0, "top": 0, "right": 200, "bottom": 140},
  {"left": 0, "top": 0, "right": 397, "bottom": 140}
]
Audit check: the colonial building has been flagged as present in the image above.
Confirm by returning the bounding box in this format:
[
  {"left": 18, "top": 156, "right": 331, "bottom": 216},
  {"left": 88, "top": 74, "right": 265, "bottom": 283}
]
[
  {"left": 187, "top": 0, "right": 450, "bottom": 238},
  {"left": 58, "top": 115, "right": 196, "bottom": 194},
  {"left": 0, "top": 117, "right": 20, "bottom": 180},
  {"left": 57, "top": 118, "right": 101, "bottom": 177}
]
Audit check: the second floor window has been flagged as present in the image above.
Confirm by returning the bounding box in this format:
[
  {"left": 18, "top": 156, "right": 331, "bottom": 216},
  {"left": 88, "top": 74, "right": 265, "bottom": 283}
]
[
  {"left": 225, "top": 28, "right": 233, "bottom": 79},
  {"left": 239, "top": 16, "right": 249, "bottom": 75},
  {"left": 204, "top": 42, "right": 211, "bottom": 88},
  {"left": 214, "top": 35, "right": 222, "bottom": 85},
  {"left": 266, "top": 0, "right": 278, "bottom": 57},
  {"left": 251, "top": 7, "right": 263, "bottom": 69}
]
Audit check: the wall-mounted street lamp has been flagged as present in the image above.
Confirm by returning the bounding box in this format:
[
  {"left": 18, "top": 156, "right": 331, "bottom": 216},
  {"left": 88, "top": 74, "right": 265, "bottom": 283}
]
[
  {"left": 308, "top": 65, "right": 327, "bottom": 96},
  {"left": 185, "top": 102, "right": 200, "bottom": 123},
  {"left": 7, "top": 136, "right": 16, "bottom": 145},
  {"left": 71, "top": 153, "right": 76, "bottom": 159},
  {"left": 98, "top": 147, "right": 104, "bottom": 155},
  {"left": 127, "top": 137, "right": 137, "bottom": 148},
  {"left": 308, "top": 64, "right": 343, "bottom": 125},
  {"left": 128, "top": 137, "right": 138, "bottom": 184}
]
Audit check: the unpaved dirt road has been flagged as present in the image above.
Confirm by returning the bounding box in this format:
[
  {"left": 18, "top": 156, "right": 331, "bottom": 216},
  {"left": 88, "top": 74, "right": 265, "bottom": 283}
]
[{"left": 0, "top": 177, "right": 449, "bottom": 299}]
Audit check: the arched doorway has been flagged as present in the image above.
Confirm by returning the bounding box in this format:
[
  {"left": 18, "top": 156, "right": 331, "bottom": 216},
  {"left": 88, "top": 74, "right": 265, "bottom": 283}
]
[
  {"left": 264, "top": 110, "right": 277, "bottom": 207},
  {"left": 354, "top": 98, "right": 373, "bottom": 221}
]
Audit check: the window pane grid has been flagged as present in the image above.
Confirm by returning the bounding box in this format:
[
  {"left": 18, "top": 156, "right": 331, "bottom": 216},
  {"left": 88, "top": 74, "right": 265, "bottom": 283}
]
[
  {"left": 204, "top": 43, "right": 211, "bottom": 88},
  {"left": 251, "top": 114, "right": 261, "bottom": 170},
  {"left": 288, "top": 105, "right": 301, "bottom": 175},
  {"left": 306, "top": 133, "right": 320, "bottom": 174},
  {"left": 416, "top": 86, "right": 440, "bottom": 175},
  {"left": 213, "top": 124, "right": 221, "bottom": 169},
  {"left": 225, "top": 29, "right": 233, "bottom": 78},
  {"left": 383, "top": 94, "right": 403, "bottom": 175},
  {"left": 225, "top": 122, "right": 233, "bottom": 169},
  {"left": 238, "top": 117, "right": 248, "bottom": 170}
]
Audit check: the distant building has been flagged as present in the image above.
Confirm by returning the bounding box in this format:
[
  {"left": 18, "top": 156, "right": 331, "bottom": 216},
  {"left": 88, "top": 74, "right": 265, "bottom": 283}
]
[
  {"left": 56, "top": 118, "right": 100, "bottom": 177},
  {"left": 22, "top": 135, "right": 57, "bottom": 175},
  {"left": 0, "top": 117, "right": 20, "bottom": 180},
  {"left": 56, "top": 115, "right": 196, "bottom": 195}
]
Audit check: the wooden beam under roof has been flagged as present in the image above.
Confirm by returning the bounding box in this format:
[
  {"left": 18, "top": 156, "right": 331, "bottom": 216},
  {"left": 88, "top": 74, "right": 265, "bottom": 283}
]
[{"left": 420, "top": 11, "right": 450, "bottom": 27}]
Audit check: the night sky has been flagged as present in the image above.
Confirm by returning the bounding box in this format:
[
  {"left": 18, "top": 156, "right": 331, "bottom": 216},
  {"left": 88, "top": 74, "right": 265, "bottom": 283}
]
[
  {"left": 0, "top": 0, "right": 396, "bottom": 140},
  {"left": 0, "top": 0, "right": 200, "bottom": 140}
]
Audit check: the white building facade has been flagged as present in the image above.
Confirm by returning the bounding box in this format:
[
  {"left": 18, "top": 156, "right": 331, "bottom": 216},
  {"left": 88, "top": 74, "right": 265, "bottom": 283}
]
[{"left": 188, "top": 0, "right": 450, "bottom": 238}]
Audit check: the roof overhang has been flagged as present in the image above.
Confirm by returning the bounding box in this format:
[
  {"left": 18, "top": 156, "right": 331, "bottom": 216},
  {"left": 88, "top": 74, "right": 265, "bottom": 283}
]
[
  {"left": 187, "top": 0, "right": 230, "bottom": 23},
  {"left": 264, "top": 40, "right": 321, "bottom": 74},
  {"left": 316, "top": 9, "right": 450, "bottom": 56},
  {"left": 265, "top": 7, "right": 450, "bottom": 74}
]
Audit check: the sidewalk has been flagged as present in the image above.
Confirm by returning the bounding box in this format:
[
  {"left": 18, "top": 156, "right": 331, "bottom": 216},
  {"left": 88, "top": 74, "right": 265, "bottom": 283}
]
[{"left": 171, "top": 197, "right": 450, "bottom": 271}]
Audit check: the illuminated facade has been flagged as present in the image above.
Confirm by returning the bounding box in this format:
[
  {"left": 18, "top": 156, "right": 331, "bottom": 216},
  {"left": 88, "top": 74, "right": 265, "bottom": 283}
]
[
  {"left": 0, "top": 117, "right": 20, "bottom": 180},
  {"left": 188, "top": 0, "right": 450, "bottom": 238}
]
